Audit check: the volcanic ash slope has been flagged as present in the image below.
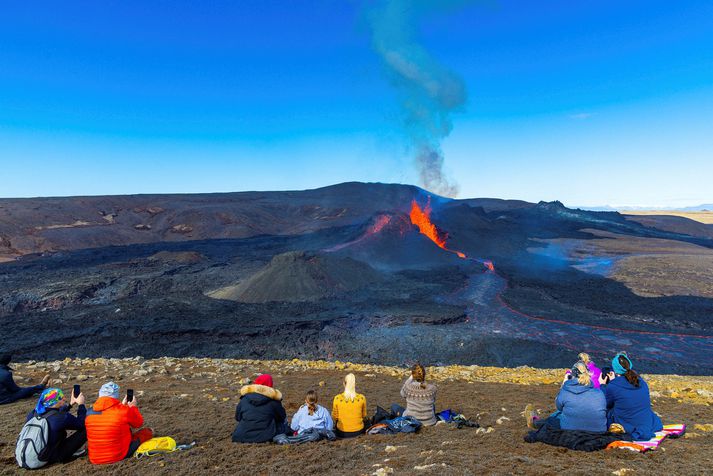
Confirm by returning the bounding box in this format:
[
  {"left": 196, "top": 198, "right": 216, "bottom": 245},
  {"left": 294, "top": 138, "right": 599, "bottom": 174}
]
[
  {"left": 1, "top": 358, "right": 712, "bottom": 476},
  {"left": 207, "top": 251, "right": 382, "bottom": 303}
]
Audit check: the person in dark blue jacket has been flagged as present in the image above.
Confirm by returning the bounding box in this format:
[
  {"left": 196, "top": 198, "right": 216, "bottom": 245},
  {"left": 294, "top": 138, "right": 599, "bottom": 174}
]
[
  {"left": 0, "top": 354, "right": 49, "bottom": 405},
  {"left": 232, "top": 374, "right": 288, "bottom": 443},
  {"left": 603, "top": 352, "right": 663, "bottom": 440},
  {"left": 25, "top": 387, "right": 88, "bottom": 464},
  {"left": 527, "top": 360, "right": 607, "bottom": 432}
]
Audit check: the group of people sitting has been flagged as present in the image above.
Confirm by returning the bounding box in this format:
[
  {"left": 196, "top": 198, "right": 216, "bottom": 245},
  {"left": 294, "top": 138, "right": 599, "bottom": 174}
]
[
  {"left": 2, "top": 350, "right": 666, "bottom": 468},
  {"left": 525, "top": 352, "right": 663, "bottom": 441},
  {"left": 3, "top": 354, "right": 437, "bottom": 467},
  {"left": 232, "top": 363, "right": 437, "bottom": 443},
  {"left": 3, "top": 354, "right": 152, "bottom": 468}
]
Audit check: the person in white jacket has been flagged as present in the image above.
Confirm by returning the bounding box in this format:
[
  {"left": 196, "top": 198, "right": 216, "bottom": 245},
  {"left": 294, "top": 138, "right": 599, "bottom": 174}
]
[{"left": 290, "top": 390, "right": 333, "bottom": 434}]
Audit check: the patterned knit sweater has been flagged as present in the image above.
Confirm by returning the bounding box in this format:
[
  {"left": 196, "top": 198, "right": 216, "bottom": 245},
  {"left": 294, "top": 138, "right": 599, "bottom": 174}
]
[{"left": 400, "top": 377, "right": 437, "bottom": 426}]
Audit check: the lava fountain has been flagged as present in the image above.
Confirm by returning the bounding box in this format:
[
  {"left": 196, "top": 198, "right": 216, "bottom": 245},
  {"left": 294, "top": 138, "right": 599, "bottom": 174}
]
[{"left": 409, "top": 200, "right": 467, "bottom": 259}]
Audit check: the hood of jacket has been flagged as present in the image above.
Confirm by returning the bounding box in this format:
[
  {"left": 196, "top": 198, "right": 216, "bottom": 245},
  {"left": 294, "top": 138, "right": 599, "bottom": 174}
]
[
  {"left": 240, "top": 384, "right": 282, "bottom": 403},
  {"left": 562, "top": 379, "right": 595, "bottom": 395},
  {"left": 92, "top": 396, "right": 121, "bottom": 412}
]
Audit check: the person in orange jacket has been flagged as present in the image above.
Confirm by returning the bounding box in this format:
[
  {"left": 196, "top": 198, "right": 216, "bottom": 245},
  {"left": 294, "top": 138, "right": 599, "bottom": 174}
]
[{"left": 85, "top": 382, "right": 153, "bottom": 464}]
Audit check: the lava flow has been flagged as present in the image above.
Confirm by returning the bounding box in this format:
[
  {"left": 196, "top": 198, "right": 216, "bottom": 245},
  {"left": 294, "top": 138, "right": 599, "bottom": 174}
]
[{"left": 409, "top": 199, "right": 467, "bottom": 259}]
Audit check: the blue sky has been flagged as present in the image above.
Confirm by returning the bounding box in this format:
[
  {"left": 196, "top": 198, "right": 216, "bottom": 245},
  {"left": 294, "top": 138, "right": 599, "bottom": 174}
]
[{"left": 1, "top": 0, "right": 712, "bottom": 207}]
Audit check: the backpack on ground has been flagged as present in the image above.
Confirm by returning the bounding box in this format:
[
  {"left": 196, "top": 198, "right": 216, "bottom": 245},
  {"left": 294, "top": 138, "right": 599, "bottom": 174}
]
[
  {"left": 134, "top": 437, "right": 196, "bottom": 459},
  {"left": 15, "top": 412, "right": 52, "bottom": 469}
]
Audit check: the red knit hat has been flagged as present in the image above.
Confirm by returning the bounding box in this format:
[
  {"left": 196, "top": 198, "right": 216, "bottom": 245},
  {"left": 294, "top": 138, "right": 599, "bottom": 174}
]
[{"left": 254, "top": 374, "right": 273, "bottom": 388}]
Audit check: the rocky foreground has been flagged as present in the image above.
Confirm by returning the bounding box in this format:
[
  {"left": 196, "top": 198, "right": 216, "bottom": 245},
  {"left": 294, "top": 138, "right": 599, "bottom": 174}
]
[{"left": 1, "top": 358, "right": 712, "bottom": 475}]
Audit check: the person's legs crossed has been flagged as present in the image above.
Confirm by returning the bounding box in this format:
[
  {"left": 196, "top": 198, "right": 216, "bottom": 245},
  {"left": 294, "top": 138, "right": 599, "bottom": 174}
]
[{"left": 53, "top": 430, "right": 88, "bottom": 463}]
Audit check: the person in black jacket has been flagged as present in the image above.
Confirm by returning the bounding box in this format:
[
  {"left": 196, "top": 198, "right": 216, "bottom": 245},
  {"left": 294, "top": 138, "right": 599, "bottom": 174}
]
[
  {"left": 26, "top": 387, "right": 87, "bottom": 464},
  {"left": 0, "top": 354, "right": 49, "bottom": 405},
  {"left": 232, "top": 374, "right": 288, "bottom": 443}
]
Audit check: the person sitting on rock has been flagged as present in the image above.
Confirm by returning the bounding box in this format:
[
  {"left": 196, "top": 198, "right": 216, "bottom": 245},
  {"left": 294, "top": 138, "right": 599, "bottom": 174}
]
[
  {"left": 232, "top": 374, "right": 288, "bottom": 443},
  {"left": 526, "top": 359, "right": 607, "bottom": 433},
  {"left": 85, "top": 382, "right": 153, "bottom": 464},
  {"left": 0, "top": 354, "right": 49, "bottom": 405},
  {"left": 399, "top": 363, "right": 438, "bottom": 426},
  {"left": 290, "top": 389, "right": 333, "bottom": 434},
  {"left": 602, "top": 352, "right": 662, "bottom": 440},
  {"left": 332, "top": 373, "right": 367, "bottom": 438},
  {"left": 21, "top": 387, "right": 88, "bottom": 465}
]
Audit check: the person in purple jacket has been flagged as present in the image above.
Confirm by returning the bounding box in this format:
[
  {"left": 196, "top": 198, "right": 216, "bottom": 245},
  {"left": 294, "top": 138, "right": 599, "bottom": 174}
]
[{"left": 579, "top": 353, "right": 602, "bottom": 389}]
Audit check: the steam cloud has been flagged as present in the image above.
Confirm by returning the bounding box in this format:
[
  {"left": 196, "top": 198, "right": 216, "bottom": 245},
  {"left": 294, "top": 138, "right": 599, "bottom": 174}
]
[{"left": 366, "top": 0, "right": 469, "bottom": 197}]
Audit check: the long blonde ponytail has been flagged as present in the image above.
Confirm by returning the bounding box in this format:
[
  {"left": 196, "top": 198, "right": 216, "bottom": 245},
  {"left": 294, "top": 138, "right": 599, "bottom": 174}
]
[{"left": 343, "top": 373, "right": 357, "bottom": 401}]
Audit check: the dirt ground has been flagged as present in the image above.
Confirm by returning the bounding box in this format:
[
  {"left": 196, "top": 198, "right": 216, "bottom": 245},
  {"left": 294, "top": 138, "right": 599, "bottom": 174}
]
[
  {"left": 624, "top": 211, "right": 713, "bottom": 225},
  {"left": 1, "top": 359, "right": 712, "bottom": 476}
]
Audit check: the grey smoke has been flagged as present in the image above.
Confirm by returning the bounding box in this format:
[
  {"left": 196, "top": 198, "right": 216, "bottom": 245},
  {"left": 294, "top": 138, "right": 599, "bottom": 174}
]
[{"left": 366, "top": 0, "right": 469, "bottom": 197}]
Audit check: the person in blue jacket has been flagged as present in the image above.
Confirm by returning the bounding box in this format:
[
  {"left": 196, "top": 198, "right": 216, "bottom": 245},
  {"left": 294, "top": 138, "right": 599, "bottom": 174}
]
[
  {"left": 0, "top": 354, "right": 49, "bottom": 405},
  {"left": 290, "top": 390, "right": 334, "bottom": 434},
  {"left": 603, "top": 352, "right": 663, "bottom": 440},
  {"left": 24, "top": 387, "right": 88, "bottom": 464},
  {"left": 527, "top": 359, "right": 607, "bottom": 432}
]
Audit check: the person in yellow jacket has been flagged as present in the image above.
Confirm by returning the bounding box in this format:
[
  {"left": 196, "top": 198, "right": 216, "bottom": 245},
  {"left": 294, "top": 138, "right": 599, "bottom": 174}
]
[{"left": 331, "top": 373, "right": 366, "bottom": 438}]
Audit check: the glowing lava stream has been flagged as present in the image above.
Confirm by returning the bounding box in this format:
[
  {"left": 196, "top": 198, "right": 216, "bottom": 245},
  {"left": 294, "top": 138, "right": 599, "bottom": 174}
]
[{"left": 409, "top": 200, "right": 713, "bottom": 353}]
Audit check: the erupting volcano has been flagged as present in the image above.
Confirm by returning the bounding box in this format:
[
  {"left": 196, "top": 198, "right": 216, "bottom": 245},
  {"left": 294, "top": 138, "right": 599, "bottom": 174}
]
[{"left": 409, "top": 199, "right": 466, "bottom": 259}]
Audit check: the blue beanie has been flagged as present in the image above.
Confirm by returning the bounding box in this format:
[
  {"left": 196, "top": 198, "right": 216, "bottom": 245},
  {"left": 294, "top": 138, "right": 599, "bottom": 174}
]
[{"left": 612, "top": 353, "right": 633, "bottom": 375}]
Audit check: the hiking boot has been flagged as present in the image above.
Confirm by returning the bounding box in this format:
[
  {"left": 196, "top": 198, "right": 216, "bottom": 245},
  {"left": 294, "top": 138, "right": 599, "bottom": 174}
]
[
  {"left": 608, "top": 423, "right": 625, "bottom": 434},
  {"left": 525, "top": 404, "right": 538, "bottom": 429}
]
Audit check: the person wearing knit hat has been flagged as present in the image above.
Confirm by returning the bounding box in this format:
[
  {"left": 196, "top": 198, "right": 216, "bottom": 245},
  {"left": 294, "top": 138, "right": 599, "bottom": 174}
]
[
  {"left": 232, "top": 374, "right": 288, "bottom": 443},
  {"left": 1, "top": 353, "right": 50, "bottom": 405},
  {"left": 22, "top": 385, "right": 88, "bottom": 465},
  {"left": 98, "top": 382, "right": 120, "bottom": 399},
  {"left": 85, "top": 382, "right": 153, "bottom": 464},
  {"left": 603, "top": 352, "right": 663, "bottom": 440}
]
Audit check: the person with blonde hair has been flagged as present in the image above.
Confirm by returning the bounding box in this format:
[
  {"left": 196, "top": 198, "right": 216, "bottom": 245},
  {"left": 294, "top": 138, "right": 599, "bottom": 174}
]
[
  {"left": 526, "top": 358, "right": 607, "bottom": 432},
  {"left": 290, "top": 390, "right": 333, "bottom": 434},
  {"left": 578, "top": 352, "right": 602, "bottom": 389},
  {"left": 331, "top": 373, "right": 366, "bottom": 438},
  {"left": 400, "top": 363, "right": 437, "bottom": 426}
]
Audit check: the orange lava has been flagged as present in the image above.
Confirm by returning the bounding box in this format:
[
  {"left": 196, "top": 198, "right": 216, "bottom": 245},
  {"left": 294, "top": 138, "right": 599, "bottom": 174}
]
[
  {"left": 409, "top": 200, "right": 447, "bottom": 249},
  {"left": 409, "top": 199, "right": 467, "bottom": 259},
  {"left": 484, "top": 260, "right": 495, "bottom": 271}
]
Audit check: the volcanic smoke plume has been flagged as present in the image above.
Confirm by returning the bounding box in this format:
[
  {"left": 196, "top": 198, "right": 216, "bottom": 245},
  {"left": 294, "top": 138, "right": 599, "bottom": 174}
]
[{"left": 366, "top": 0, "right": 469, "bottom": 197}]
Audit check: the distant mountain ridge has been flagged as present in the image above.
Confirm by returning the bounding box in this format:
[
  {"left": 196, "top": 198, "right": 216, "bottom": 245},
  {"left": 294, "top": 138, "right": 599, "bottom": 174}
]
[{"left": 577, "top": 204, "right": 713, "bottom": 212}]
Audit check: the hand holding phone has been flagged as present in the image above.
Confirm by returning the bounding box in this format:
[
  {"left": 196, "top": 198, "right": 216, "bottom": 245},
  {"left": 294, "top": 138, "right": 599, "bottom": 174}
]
[
  {"left": 127, "top": 389, "right": 134, "bottom": 403},
  {"left": 70, "top": 384, "right": 85, "bottom": 405}
]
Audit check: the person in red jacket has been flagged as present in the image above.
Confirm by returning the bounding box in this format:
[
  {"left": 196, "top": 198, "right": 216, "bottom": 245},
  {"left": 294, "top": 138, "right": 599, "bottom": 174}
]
[{"left": 85, "top": 382, "right": 153, "bottom": 464}]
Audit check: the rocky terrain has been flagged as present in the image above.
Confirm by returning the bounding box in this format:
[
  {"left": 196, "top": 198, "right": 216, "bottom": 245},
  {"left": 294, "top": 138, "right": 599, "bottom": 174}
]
[
  {"left": 1, "top": 358, "right": 712, "bottom": 475},
  {"left": 1, "top": 182, "right": 712, "bottom": 373}
]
